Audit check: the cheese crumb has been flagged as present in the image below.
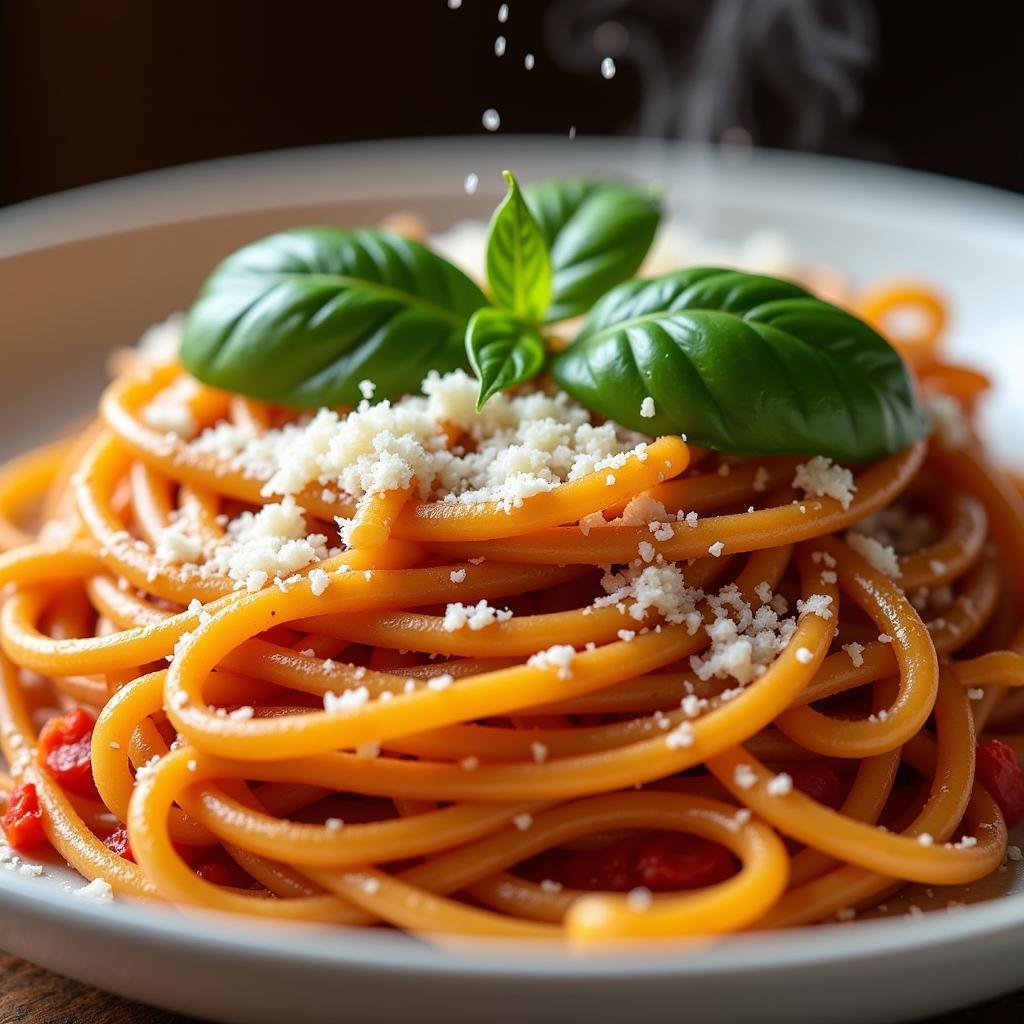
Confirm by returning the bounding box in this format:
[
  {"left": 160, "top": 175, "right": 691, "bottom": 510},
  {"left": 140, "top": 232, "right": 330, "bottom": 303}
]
[
  {"left": 793, "top": 456, "right": 857, "bottom": 510},
  {"left": 708, "top": 540, "right": 725, "bottom": 558},
  {"left": 308, "top": 567, "right": 330, "bottom": 597},
  {"left": 926, "top": 393, "right": 970, "bottom": 449},
  {"left": 666, "top": 722, "right": 695, "bottom": 749},
  {"left": 842, "top": 642, "right": 866, "bottom": 668},
  {"left": 531, "top": 741, "right": 549, "bottom": 764},
  {"left": 155, "top": 527, "right": 203, "bottom": 565},
  {"left": 527, "top": 645, "right": 576, "bottom": 679},
  {"left": 442, "top": 600, "right": 513, "bottom": 631},
  {"left": 795, "top": 646, "right": 814, "bottom": 664},
  {"left": 449, "top": 568, "right": 467, "bottom": 584},
  {"left": 846, "top": 532, "right": 902, "bottom": 579},
  {"left": 766, "top": 772, "right": 793, "bottom": 796},
  {"left": 323, "top": 687, "right": 369, "bottom": 712},
  {"left": 796, "top": 594, "right": 834, "bottom": 620},
  {"left": 917, "top": 832, "right": 934, "bottom": 847},
  {"left": 627, "top": 886, "right": 653, "bottom": 912},
  {"left": 513, "top": 813, "right": 534, "bottom": 831},
  {"left": 639, "top": 397, "right": 656, "bottom": 419},
  {"left": 733, "top": 764, "right": 757, "bottom": 789},
  {"left": 74, "top": 877, "right": 114, "bottom": 902}
]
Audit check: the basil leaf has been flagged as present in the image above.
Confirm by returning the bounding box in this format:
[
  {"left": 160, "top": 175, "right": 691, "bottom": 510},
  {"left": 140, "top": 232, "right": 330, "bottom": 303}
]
[
  {"left": 485, "top": 171, "right": 552, "bottom": 322},
  {"left": 181, "top": 227, "right": 487, "bottom": 407},
  {"left": 523, "top": 178, "right": 661, "bottom": 322},
  {"left": 465, "top": 308, "right": 546, "bottom": 409},
  {"left": 552, "top": 267, "right": 928, "bottom": 461}
]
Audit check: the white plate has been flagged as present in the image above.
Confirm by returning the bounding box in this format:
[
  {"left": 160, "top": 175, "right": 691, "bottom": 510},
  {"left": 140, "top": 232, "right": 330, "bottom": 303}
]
[{"left": 0, "top": 137, "right": 1023, "bottom": 1024}]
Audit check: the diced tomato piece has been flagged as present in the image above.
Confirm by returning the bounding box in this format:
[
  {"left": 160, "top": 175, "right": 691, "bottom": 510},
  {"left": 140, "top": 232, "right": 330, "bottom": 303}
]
[
  {"left": 38, "top": 708, "right": 98, "bottom": 799},
  {"left": 195, "top": 855, "right": 261, "bottom": 890},
  {"left": 976, "top": 739, "right": 1024, "bottom": 828},
  {"left": 102, "top": 824, "right": 134, "bottom": 862},
  {"left": 556, "top": 834, "right": 736, "bottom": 893},
  {"left": 561, "top": 838, "right": 639, "bottom": 892},
  {"left": 2, "top": 783, "right": 46, "bottom": 851},
  {"left": 789, "top": 761, "right": 844, "bottom": 810},
  {"left": 634, "top": 834, "right": 736, "bottom": 891}
]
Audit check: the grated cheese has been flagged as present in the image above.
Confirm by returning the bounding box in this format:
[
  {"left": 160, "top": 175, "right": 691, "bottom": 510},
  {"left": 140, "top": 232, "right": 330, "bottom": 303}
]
[
  {"left": 842, "top": 641, "right": 866, "bottom": 668},
  {"left": 690, "top": 585, "right": 798, "bottom": 685},
  {"left": 527, "top": 645, "right": 576, "bottom": 679},
  {"left": 925, "top": 393, "right": 970, "bottom": 449},
  {"left": 74, "top": 877, "right": 114, "bottom": 902},
  {"left": 792, "top": 457, "right": 857, "bottom": 510},
  {"left": 190, "top": 370, "right": 649, "bottom": 515},
  {"left": 308, "top": 567, "right": 330, "bottom": 597},
  {"left": 442, "top": 600, "right": 513, "bottom": 632},
  {"left": 846, "top": 532, "right": 902, "bottom": 578},
  {"left": 796, "top": 594, "right": 834, "bottom": 620}
]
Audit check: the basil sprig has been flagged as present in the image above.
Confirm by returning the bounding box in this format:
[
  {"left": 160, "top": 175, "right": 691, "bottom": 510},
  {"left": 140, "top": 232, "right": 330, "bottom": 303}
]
[
  {"left": 524, "top": 177, "right": 661, "bottom": 322},
  {"left": 467, "top": 172, "right": 664, "bottom": 408},
  {"left": 551, "top": 267, "right": 928, "bottom": 461},
  {"left": 465, "top": 309, "right": 546, "bottom": 409},
  {"left": 485, "top": 171, "right": 552, "bottom": 322},
  {"left": 467, "top": 172, "right": 552, "bottom": 408},
  {"left": 181, "top": 227, "right": 485, "bottom": 407},
  {"left": 181, "top": 173, "right": 926, "bottom": 462}
]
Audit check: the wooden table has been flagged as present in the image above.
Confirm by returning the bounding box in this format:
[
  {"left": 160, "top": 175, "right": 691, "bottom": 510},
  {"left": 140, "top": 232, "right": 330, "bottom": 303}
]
[{"left": 0, "top": 952, "right": 1021, "bottom": 1023}]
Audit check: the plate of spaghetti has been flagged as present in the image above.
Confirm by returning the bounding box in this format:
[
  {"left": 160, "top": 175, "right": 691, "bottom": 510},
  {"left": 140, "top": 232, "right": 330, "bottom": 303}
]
[{"left": 0, "top": 138, "right": 1022, "bottom": 1024}]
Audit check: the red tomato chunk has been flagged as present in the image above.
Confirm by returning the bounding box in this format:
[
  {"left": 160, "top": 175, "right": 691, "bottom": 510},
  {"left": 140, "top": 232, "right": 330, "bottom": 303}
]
[
  {"left": 976, "top": 739, "right": 1024, "bottom": 828},
  {"left": 789, "top": 761, "right": 843, "bottom": 809},
  {"left": 534, "top": 833, "right": 736, "bottom": 893},
  {"left": 39, "top": 708, "right": 98, "bottom": 799},
  {"left": 103, "top": 824, "right": 134, "bottom": 861},
  {"left": 1, "top": 783, "right": 46, "bottom": 851}
]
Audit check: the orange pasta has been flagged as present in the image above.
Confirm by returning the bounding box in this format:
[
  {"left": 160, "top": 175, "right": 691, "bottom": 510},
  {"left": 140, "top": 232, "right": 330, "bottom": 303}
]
[{"left": 0, "top": 275, "right": 1020, "bottom": 950}]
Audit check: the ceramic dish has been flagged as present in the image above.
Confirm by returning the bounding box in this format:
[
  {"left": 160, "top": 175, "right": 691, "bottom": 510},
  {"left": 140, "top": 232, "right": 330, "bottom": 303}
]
[{"left": 0, "top": 137, "right": 1022, "bottom": 1024}]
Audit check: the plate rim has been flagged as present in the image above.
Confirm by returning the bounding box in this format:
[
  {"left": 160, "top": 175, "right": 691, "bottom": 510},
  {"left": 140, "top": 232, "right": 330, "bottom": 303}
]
[{"left": 1, "top": 135, "right": 1022, "bottom": 262}]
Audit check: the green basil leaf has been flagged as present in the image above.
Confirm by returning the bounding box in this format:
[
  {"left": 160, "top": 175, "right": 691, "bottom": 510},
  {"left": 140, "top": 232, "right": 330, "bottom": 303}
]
[
  {"left": 181, "top": 227, "right": 487, "bottom": 407},
  {"left": 485, "top": 171, "right": 552, "bottom": 322},
  {"left": 465, "top": 308, "right": 547, "bottom": 409},
  {"left": 523, "top": 177, "right": 661, "bottom": 322},
  {"left": 551, "top": 267, "right": 928, "bottom": 461}
]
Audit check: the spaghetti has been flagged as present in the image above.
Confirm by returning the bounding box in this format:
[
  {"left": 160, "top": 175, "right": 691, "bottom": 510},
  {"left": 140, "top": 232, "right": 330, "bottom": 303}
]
[{"left": 0, "top": 279, "right": 1021, "bottom": 946}]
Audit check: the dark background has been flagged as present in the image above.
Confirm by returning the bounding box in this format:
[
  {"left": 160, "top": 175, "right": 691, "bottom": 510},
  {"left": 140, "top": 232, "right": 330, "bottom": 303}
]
[{"left": 0, "top": 0, "right": 1021, "bottom": 207}]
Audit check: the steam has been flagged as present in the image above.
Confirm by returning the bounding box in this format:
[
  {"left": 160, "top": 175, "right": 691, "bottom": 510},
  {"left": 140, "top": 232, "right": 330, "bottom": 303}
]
[{"left": 543, "top": 0, "right": 876, "bottom": 149}]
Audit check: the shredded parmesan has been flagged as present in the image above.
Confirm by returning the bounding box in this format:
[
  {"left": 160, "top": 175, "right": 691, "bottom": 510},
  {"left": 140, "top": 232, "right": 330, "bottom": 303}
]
[
  {"left": 191, "top": 370, "right": 649, "bottom": 515},
  {"left": 792, "top": 457, "right": 857, "bottom": 510},
  {"left": 846, "top": 532, "right": 902, "bottom": 578}
]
